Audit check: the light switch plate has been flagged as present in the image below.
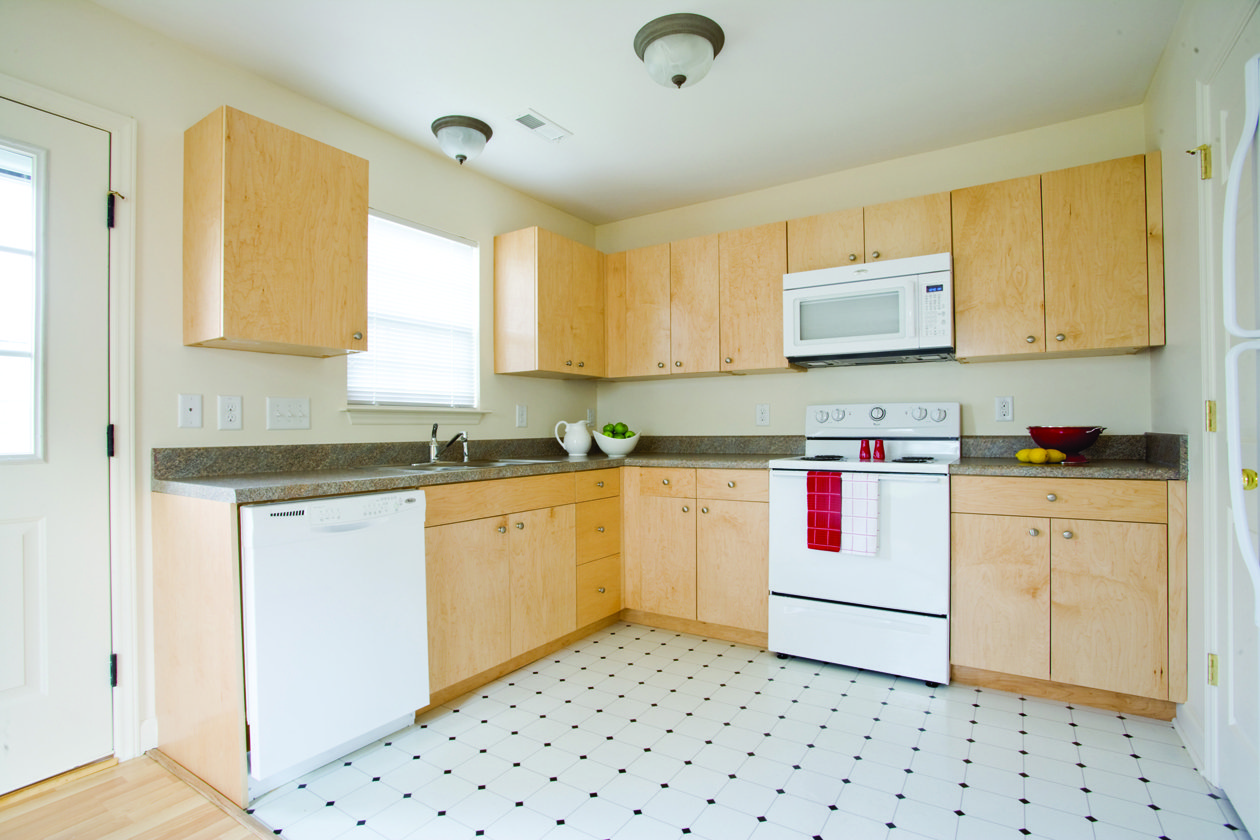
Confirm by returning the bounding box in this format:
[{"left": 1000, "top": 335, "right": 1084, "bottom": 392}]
[
  {"left": 177, "top": 393, "right": 202, "bottom": 428},
  {"left": 516, "top": 404, "right": 527, "bottom": 428},
  {"left": 266, "top": 397, "right": 311, "bottom": 430}
]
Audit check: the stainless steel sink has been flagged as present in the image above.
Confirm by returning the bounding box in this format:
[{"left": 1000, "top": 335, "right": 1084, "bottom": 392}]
[{"left": 398, "top": 459, "right": 552, "bottom": 471}]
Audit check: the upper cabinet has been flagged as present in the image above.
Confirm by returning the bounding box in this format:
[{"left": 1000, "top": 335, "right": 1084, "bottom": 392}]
[
  {"left": 786, "top": 192, "right": 951, "bottom": 272},
  {"left": 719, "top": 222, "right": 794, "bottom": 373},
  {"left": 183, "top": 106, "right": 369, "bottom": 357},
  {"left": 495, "top": 226, "right": 604, "bottom": 378},
  {"left": 952, "top": 153, "right": 1164, "bottom": 361}
]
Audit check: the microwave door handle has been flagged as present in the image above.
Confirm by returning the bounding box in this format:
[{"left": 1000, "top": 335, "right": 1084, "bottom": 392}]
[{"left": 904, "top": 282, "right": 917, "bottom": 339}]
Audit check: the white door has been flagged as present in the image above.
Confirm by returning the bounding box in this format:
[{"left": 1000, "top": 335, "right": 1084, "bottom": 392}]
[
  {"left": 1207, "top": 23, "right": 1260, "bottom": 835},
  {"left": 0, "top": 97, "right": 113, "bottom": 793}
]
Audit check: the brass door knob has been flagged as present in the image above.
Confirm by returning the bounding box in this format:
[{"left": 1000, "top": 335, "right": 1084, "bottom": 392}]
[{"left": 1245, "top": 469, "right": 1259, "bottom": 491}]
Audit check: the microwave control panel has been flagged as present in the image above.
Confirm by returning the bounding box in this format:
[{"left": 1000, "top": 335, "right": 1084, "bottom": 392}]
[{"left": 920, "top": 276, "right": 951, "bottom": 342}]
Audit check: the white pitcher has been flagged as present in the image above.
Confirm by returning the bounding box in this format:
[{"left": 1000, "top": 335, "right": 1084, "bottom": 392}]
[{"left": 555, "top": 419, "right": 592, "bottom": 456}]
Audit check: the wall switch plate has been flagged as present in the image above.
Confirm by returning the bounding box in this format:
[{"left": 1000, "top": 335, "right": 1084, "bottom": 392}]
[
  {"left": 177, "top": 393, "right": 202, "bottom": 428},
  {"left": 755, "top": 403, "right": 771, "bottom": 426},
  {"left": 995, "top": 396, "right": 1014, "bottom": 422},
  {"left": 266, "top": 397, "right": 311, "bottom": 430},
  {"left": 217, "top": 395, "right": 243, "bottom": 430},
  {"left": 516, "top": 404, "right": 527, "bottom": 428}
]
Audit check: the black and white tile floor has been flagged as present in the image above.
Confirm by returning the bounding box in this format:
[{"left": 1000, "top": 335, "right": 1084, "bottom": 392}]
[{"left": 249, "top": 622, "right": 1250, "bottom": 840}]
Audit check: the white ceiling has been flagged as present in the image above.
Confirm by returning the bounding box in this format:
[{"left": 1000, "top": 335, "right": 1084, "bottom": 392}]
[{"left": 94, "top": 0, "right": 1184, "bottom": 225}]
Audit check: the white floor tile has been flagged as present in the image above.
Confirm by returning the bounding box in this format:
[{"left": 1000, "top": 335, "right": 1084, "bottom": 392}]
[
  {"left": 891, "top": 797, "right": 961, "bottom": 838},
  {"left": 689, "top": 801, "right": 761, "bottom": 840},
  {"left": 1085, "top": 790, "right": 1165, "bottom": 835},
  {"left": 822, "top": 807, "right": 895, "bottom": 839}
]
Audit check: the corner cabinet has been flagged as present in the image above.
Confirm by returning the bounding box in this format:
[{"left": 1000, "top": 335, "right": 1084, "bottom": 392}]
[
  {"left": 950, "top": 475, "right": 1187, "bottom": 714},
  {"left": 952, "top": 153, "right": 1164, "bottom": 361},
  {"left": 494, "top": 226, "right": 604, "bottom": 378},
  {"left": 183, "top": 106, "right": 369, "bottom": 357}
]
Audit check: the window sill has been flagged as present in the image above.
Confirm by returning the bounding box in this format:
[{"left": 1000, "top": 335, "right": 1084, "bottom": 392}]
[{"left": 344, "top": 405, "right": 490, "bottom": 426}]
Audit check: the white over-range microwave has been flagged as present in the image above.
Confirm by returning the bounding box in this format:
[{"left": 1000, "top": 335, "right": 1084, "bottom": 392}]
[{"left": 782, "top": 251, "right": 954, "bottom": 366}]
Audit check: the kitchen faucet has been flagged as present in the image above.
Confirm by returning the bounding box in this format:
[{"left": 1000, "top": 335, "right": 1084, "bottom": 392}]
[{"left": 430, "top": 423, "right": 469, "bottom": 463}]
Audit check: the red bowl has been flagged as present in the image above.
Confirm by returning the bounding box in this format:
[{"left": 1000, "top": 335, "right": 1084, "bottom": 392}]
[{"left": 1027, "top": 425, "right": 1105, "bottom": 462}]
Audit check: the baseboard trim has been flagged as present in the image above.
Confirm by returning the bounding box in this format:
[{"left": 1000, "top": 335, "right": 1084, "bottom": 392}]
[
  {"left": 950, "top": 665, "right": 1177, "bottom": 720},
  {"left": 619, "top": 609, "right": 769, "bottom": 649}
]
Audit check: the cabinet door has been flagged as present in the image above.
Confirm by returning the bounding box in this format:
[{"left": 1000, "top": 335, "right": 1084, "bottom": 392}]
[
  {"left": 719, "top": 222, "right": 790, "bottom": 372},
  {"left": 671, "top": 234, "right": 721, "bottom": 374},
  {"left": 637, "top": 494, "right": 697, "bottom": 619},
  {"left": 1050, "top": 518, "right": 1168, "bottom": 698},
  {"left": 697, "top": 499, "right": 768, "bottom": 632},
  {"left": 950, "top": 513, "right": 1050, "bottom": 679},
  {"left": 1042, "top": 155, "right": 1148, "bottom": 352},
  {"left": 426, "top": 517, "right": 511, "bottom": 692},
  {"left": 604, "top": 251, "right": 628, "bottom": 378},
  {"left": 509, "top": 505, "right": 577, "bottom": 657},
  {"left": 537, "top": 229, "right": 604, "bottom": 376},
  {"left": 863, "top": 193, "right": 951, "bottom": 263},
  {"left": 577, "top": 554, "right": 622, "bottom": 627},
  {"left": 576, "top": 496, "right": 621, "bottom": 564},
  {"left": 624, "top": 243, "right": 672, "bottom": 377},
  {"left": 786, "top": 207, "right": 864, "bottom": 272},
  {"left": 951, "top": 175, "right": 1046, "bottom": 359}
]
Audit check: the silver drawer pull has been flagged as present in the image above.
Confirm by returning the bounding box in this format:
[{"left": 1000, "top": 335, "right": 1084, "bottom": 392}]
[
  {"left": 727, "top": 481, "right": 735, "bottom": 488},
  {"left": 724, "top": 357, "right": 733, "bottom": 364},
  {"left": 662, "top": 479, "right": 670, "bottom": 485},
  {"left": 1028, "top": 528, "right": 1040, "bottom": 537},
  {"left": 515, "top": 522, "right": 525, "bottom": 529},
  {"left": 498, "top": 526, "right": 507, "bottom": 533},
  {"left": 597, "top": 587, "right": 606, "bottom": 594},
  {"left": 675, "top": 361, "right": 682, "bottom": 367},
  {"left": 1062, "top": 530, "right": 1074, "bottom": 539},
  {"left": 596, "top": 481, "right": 604, "bottom": 487},
  {"left": 1046, "top": 493, "right": 1057, "bottom": 502},
  {"left": 353, "top": 331, "right": 364, "bottom": 340},
  {"left": 597, "top": 526, "right": 605, "bottom": 532},
  {"left": 1055, "top": 334, "right": 1066, "bottom": 342},
  {"left": 1026, "top": 335, "right": 1035, "bottom": 343},
  {"left": 701, "top": 507, "right": 709, "bottom": 514},
  {"left": 682, "top": 505, "right": 690, "bottom": 513},
  {"left": 658, "top": 362, "right": 665, "bottom": 368}
]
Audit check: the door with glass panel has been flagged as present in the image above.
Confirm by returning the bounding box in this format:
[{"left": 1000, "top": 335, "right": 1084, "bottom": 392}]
[{"left": 0, "top": 97, "right": 113, "bottom": 793}]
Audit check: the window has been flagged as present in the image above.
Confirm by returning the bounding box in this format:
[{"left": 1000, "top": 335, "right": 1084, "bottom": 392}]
[
  {"left": 348, "top": 212, "right": 478, "bottom": 408},
  {"left": 0, "top": 145, "right": 39, "bottom": 458}
]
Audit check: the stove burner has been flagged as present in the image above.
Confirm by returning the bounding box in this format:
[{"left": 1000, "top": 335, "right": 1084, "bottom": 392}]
[
  {"left": 893, "top": 456, "right": 935, "bottom": 463},
  {"left": 800, "top": 454, "right": 846, "bottom": 461}
]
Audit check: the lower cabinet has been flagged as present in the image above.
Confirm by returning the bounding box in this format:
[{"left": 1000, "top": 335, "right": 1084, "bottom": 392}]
[
  {"left": 950, "top": 476, "right": 1185, "bottom": 703},
  {"left": 574, "top": 469, "right": 623, "bottom": 625}
]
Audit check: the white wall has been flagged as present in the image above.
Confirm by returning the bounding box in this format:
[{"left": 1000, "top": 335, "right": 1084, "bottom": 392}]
[{"left": 594, "top": 108, "right": 1154, "bottom": 437}]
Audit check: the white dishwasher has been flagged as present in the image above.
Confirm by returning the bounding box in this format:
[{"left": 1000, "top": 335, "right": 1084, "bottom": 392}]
[{"left": 240, "top": 488, "right": 428, "bottom": 799}]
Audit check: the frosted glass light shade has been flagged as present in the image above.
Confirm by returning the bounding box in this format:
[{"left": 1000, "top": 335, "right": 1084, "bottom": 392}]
[
  {"left": 634, "top": 13, "right": 725, "bottom": 89},
  {"left": 430, "top": 116, "right": 492, "bottom": 165}
]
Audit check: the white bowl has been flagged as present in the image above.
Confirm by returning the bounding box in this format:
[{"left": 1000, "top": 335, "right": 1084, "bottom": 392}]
[{"left": 592, "top": 429, "right": 641, "bottom": 456}]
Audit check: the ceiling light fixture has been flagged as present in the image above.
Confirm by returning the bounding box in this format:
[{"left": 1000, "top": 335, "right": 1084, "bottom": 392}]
[
  {"left": 633, "top": 12, "right": 725, "bottom": 89},
  {"left": 430, "top": 115, "right": 493, "bottom": 165}
]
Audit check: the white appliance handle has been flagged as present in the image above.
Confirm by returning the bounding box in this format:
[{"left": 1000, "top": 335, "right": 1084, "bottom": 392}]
[
  {"left": 1222, "top": 53, "right": 1260, "bottom": 339},
  {"left": 769, "top": 469, "right": 944, "bottom": 483},
  {"left": 1224, "top": 339, "right": 1260, "bottom": 626}
]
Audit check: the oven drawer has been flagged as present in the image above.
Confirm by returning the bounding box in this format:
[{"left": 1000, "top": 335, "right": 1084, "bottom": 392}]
[
  {"left": 639, "top": 467, "right": 696, "bottom": 498},
  {"left": 950, "top": 476, "right": 1167, "bottom": 523},
  {"left": 697, "top": 469, "right": 768, "bottom": 502}
]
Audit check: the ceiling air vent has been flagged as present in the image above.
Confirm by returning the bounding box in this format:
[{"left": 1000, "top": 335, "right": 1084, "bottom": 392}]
[{"left": 515, "top": 109, "right": 572, "bottom": 142}]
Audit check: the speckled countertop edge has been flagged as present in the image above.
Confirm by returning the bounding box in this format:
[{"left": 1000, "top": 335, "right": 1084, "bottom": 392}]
[{"left": 151, "top": 434, "right": 1187, "bottom": 504}]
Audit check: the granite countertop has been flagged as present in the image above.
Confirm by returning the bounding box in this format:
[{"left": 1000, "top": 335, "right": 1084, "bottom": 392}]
[{"left": 151, "top": 433, "right": 1187, "bottom": 505}]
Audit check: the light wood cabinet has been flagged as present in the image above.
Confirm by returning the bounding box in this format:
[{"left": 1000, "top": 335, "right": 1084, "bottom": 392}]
[
  {"left": 952, "top": 153, "right": 1164, "bottom": 361},
  {"left": 495, "top": 226, "right": 604, "bottom": 378},
  {"left": 509, "top": 505, "right": 576, "bottom": 657},
  {"left": 786, "top": 193, "right": 951, "bottom": 272},
  {"left": 575, "top": 468, "right": 623, "bottom": 627},
  {"left": 697, "top": 499, "right": 768, "bottom": 631},
  {"left": 719, "top": 222, "right": 793, "bottom": 373},
  {"left": 183, "top": 106, "right": 368, "bottom": 357},
  {"left": 950, "top": 475, "right": 1183, "bottom": 703},
  {"left": 671, "top": 234, "right": 722, "bottom": 374}
]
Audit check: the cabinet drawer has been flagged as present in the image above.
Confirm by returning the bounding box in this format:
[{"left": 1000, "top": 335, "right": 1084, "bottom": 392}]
[
  {"left": 697, "top": 469, "right": 768, "bottom": 502},
  {"left": 577, "top": 554, "right": 622, "bottom": 626},
  {"left": 576, "top": 468, "right": 620, "bottom": 502},
  {"left": 576, "top": 497, "right": 621, "bottom": 563},
  {"left": 638, "top": 467, "right": 696, "bottom": 498},
  {"left": 951, "top": 476, "right": 1167, "bottom": 523},
  {"left": 425, "top": 473, "right": 576, "bottom": 527}
]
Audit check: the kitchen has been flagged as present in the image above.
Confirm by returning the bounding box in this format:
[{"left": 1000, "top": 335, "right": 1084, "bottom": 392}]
[{"left": 0, "top": 1, "right": 1256, "bottom": 839}]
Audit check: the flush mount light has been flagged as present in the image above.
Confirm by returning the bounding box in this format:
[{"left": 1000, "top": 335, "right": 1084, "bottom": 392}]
[
  {"left": 633, "top": 12, "right": 725, "bottom": 89},
  {"left": 430, "top": 115, "right": 493, "bottom": 165}
]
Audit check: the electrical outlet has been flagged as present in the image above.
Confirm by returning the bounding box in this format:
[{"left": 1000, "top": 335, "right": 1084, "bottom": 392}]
[
  {"left": 755, "top": 403, "right": 771, "bottom": 426},
  {"left": 217, "top": 395, "right": 243, "bottom": 430},
  {"left": 266, "top": 397, "right": 310, "bottom": 430},
  {"left": 587, "top": 407, "right": 595, "bottom": 424},
  {"left": 995, "top": 396, "right": 1014, "bottom": 422},
  {"left": 516, "top": 404, "right": 528, "bottom": 428},
  {"left": 177, "top": 393, "right": 202, "bottom": 428}
]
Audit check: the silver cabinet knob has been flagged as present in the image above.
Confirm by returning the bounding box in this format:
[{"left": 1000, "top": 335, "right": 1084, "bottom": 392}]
[
  {"left": 1028, "top": 528, "right": 1040, "bottom": 537},
  {"left": 578, "top": 361, "right": 585, "bottom": 367},
  {"left": 596, "top": 481, "right": 604, "bottom": 487},
  {"left": 662, "top": 478, "right": 670, "bottom": 485},
  {"left": 848, "top": 253, "right": 857, "bottom": 261},
  {"left": 498, "top": 526, "right": 507, "bottom": 533},
  {"left": 871, "top": 250, "right": 881, "bottom": 259},
  {"left": 1026, "top": 336, "right": 1036, "bottom": 343},
  {"left": 1055, "top": 334, "right": 1066, "bottom": 342},
  {"left": 597, "top": 526, "right": 605, "bottom": 532},
  {"left": 701, "top": 507, "right": 709, "bottom": 514},
  {"left": 597, "top": 587, "right": 606, "bottom": 594},
  {"left": 565, "top": 360, "right": 573, "bottom": 366},
  {"left": 724, "top": 357, "right": 733, "bottom": 364},
  {"left": 515, "top": 522, "right": 525, "bottom": 529},
  {"left": 658, "top": 362, "right": 665, "bottom": 368},
  {"left": 1046, "top": 494, "right": 1057, "bottom": 502},
  {"left": 353, "top": 331, "right": 364, "bottom": 340},
  {"left": 727, "top": 481, "right": 735, "bottom": 488},
  {"left": 682, "top": 505, "right": 690, "bottom": 513},
  {"left": 1062, "top": 530, "right": 1074, "bottom": 539}
]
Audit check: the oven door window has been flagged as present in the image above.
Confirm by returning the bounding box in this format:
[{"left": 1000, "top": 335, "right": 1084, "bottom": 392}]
[{"left": 799, "top": 288, "right": 906, "bottom": 342}]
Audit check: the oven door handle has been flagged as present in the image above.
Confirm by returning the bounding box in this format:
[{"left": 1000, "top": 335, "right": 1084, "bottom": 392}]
[{"left": 770, "top": 470, "right": 945, "bottom": 484}]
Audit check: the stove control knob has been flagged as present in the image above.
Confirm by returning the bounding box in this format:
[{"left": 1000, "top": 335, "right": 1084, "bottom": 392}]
[
  {"left": 832, "top": 408, "right": 845, "bottom": 421},
  {"left": 932, "top": 408, "right": 948, "bottom": 422},
  {"left": 870, "top": 406, "right": 886, "bottom": 421},
  {"left": 815, "top": 409, "right": 830, "bottom": 423},
  {"left": 911, "top": 407, "right": 928, "bottom": 421}
]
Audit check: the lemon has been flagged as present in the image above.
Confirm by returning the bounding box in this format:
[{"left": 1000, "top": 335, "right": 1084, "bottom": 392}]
[
  {"left": 1027, "top": 448, "right": 1049, "bottom": 464},
  {"left": 1016, "top": 449, "right": 1032, "bottom": 462},
  {"left": 1046, "top": 449, "right": 1067, "bottom": 464}
]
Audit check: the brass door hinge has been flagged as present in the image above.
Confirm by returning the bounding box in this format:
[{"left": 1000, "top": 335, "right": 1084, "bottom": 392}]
[
  {"left": 1206, "top": 399, "right": 1217, "bottom": 432},
  {"left": 1208, "top": 652, "right": 1219, "bottom": 686},
  {"left": 1187, "top": 144, "right": 1212, "bottom": 180}
]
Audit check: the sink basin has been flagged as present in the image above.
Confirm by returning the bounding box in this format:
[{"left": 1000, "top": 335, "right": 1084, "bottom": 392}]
[{"left": 399, "top": 459, "right": 551, "bottom": 471}]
